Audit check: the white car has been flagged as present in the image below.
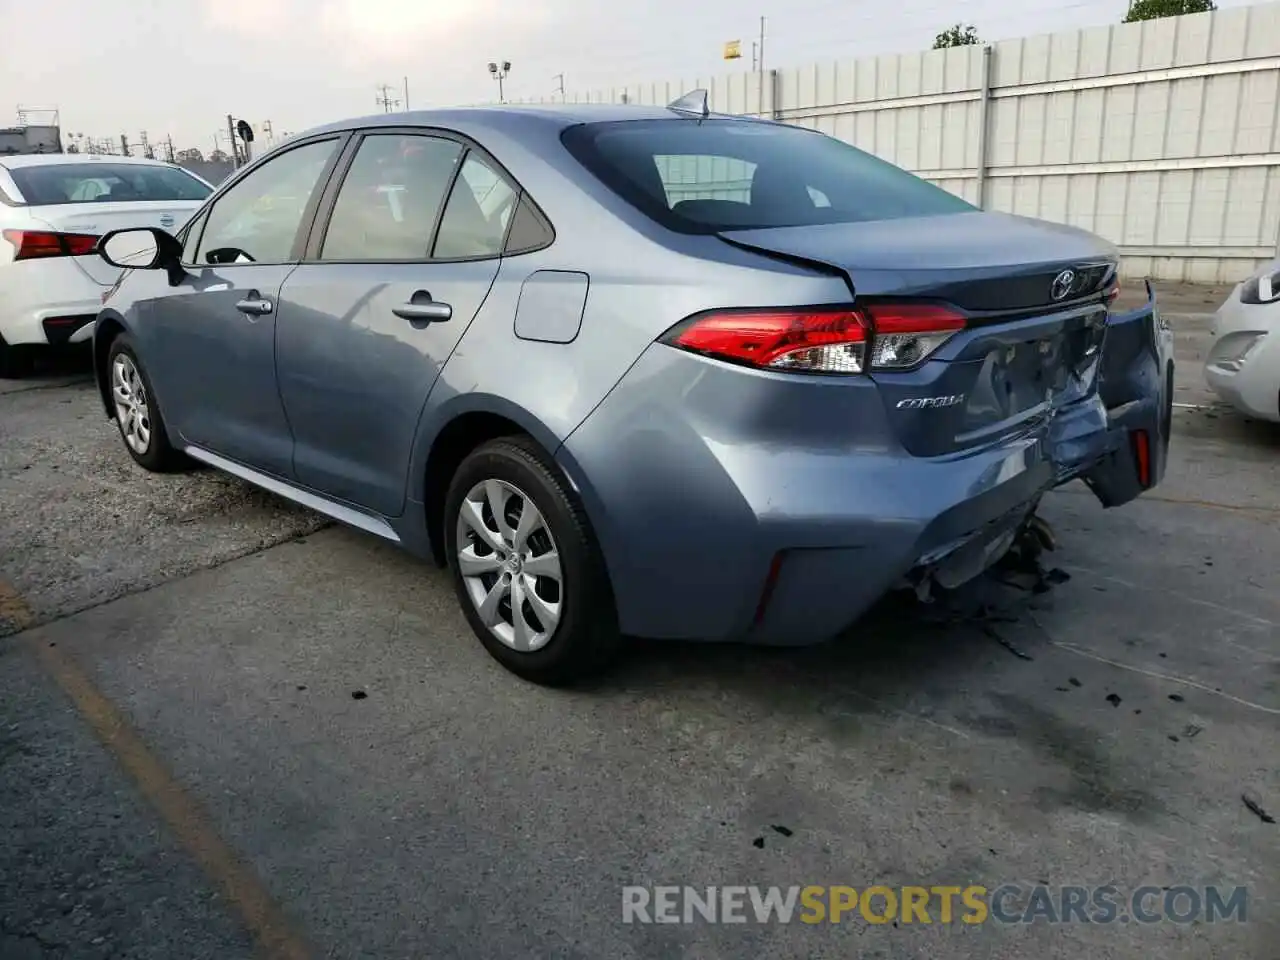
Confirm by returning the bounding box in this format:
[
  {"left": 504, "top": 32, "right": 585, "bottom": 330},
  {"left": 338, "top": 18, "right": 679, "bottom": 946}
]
[
  {"left": 1204, "top": 261, "right": 1280, "bottom": 422},
  {"left": 0, "top": 153, "right": 214, "bottom": 376}
]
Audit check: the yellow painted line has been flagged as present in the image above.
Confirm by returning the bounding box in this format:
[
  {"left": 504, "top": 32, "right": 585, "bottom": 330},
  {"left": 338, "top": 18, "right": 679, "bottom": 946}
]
[{"left": 3, "top": 577, "right": 312, "bottom": 960}]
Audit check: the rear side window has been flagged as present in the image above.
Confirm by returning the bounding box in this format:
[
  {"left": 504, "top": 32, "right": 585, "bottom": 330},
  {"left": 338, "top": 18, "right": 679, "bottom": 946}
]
[
  {"left": 503, "top": 194, "right": 554, "bottom": 255},
  {"left": 321, "top": 133, "right": 463, "bottom": 261},
  {"left": 432, "top": 153, "right": 518, "bottom": 259},
  {"left": 8, "top": 163, "right": 212, "bottom": 205},
  {"left": 561, "top": 119, "right": 974, "bottom": 234}
]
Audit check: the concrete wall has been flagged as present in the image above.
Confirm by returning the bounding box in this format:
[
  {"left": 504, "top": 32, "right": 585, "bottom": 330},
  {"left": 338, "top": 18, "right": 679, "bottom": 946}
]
[{"left": 537, "top": 3, "right": 1280, "bottom": 282}]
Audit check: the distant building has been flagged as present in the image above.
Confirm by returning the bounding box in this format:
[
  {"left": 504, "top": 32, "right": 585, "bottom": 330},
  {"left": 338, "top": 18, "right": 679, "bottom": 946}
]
[{"left": 0, "top": 124, "right": 63, "bottom": 155}]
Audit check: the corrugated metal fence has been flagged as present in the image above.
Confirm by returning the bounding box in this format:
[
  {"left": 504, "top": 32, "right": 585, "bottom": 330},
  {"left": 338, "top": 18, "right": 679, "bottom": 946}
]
[{"left": 537, "top": 3, "right": 1280, "bottom": 282}]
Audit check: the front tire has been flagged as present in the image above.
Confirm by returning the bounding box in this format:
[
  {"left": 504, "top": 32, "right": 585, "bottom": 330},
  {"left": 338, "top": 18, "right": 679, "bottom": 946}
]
[
  {"left": 106, "top": 334, "right": 188, "bottom": 472},
  {"left": 444, "top": 436, "right": 620, "bottom": 685}
]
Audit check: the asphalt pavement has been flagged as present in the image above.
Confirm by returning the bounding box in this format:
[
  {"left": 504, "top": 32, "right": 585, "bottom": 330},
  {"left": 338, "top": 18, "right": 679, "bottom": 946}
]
[{"left": 1, "top": 284, "right": 1277, "bottom": 959}]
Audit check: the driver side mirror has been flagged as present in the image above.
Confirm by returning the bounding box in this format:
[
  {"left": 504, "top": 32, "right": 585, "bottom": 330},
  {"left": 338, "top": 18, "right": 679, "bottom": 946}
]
[{"left": 97, "top": 227, "right": 186, "bottom": 284}]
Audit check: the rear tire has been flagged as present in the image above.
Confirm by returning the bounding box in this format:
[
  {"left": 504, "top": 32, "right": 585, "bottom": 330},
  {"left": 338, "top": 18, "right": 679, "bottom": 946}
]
[
  {"left": 105, "top": 333, "right": 189, "bottom": 473},
  {"left": 444, "top": 436, "right": 621, "bottom": 686}
]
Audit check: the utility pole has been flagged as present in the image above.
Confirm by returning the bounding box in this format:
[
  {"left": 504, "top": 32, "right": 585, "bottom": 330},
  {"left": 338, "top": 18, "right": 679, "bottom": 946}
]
[
  {"left": 751, "top": 41, "right": 758, "bottom": 71},
  {"left": 226, "top": 114, "right": 241, "bottom": 166},
  {"left": 554, "top": 73, "right": 566, "bottom": 101},
  {"left": 403, "top": 76, "right": 410, "bottom": 110},
  {"left": 757, "top": 15, "right": 766, "bottom": 117},
  {"left": 375, "top": 83, "right": 401, "bottom": 112},
  {"left": 140, "top": 130, "right": 154, "bottom": 159},
  {"left": 120, "top": 133, "right": 130, "bottom": 156},
  {"left": 262, "top": 120, "right": 275, "bottom": 146},
  {"left": 164, "top": 134, "right": 175, "bottom": 163}
]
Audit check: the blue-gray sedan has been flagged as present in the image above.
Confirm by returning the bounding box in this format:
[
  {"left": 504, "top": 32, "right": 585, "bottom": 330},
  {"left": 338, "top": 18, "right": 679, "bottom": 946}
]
[{"left": 90, "top": 99, "right": 1173, "bottom": 684}]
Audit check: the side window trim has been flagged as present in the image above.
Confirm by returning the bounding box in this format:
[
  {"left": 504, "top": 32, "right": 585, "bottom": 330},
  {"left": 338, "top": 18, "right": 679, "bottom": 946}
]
[
  {"left": 190, "top": 133, "right": 350, "bottom": 268},
  {"left": 300, "top": 133, "right": 364, "bottom": 261},
  {"left": 498, "top": 190, "right": 523, "bottom": 253},
  {"left": 425, "top": 147, "right": 473, "bottom": 261},
  {"left": 179, "top": 209, "right": 210, "bottom": 267},
  {"left": 301, "top": 124, "right": 554, "bottom": 265}
]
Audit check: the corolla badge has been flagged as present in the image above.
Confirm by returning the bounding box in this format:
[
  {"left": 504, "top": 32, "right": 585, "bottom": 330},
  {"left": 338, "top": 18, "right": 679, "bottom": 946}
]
[
  {"left": 897, "top": 395, "right": 965, "bottom": 410},
  {"left": 1050, "top": 269, "right": 1076, "bottom": 301},
  {"left": 159, "top": 213, "right": 175, "bottom": 229}
]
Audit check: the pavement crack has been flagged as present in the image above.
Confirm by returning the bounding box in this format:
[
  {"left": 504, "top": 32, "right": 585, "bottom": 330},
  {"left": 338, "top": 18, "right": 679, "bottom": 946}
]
[
  {"left": 0, "top": 377, "right": 94, "bottom": 397},
  {"left": 1053, "top": 486, "right": 1280, "bottom": 517},
  {"left": 1029, "top": 614, "right": 1280, "bottom": 717},
  {"left": 0, "top": 521, "right": 335, "bottom": 642}
]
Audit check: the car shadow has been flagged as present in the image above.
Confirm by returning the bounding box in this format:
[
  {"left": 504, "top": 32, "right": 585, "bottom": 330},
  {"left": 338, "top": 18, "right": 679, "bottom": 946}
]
[
  {"left": 0, "top": 344, "right": 94, "bottom": 393},
  {"left": 593, "top": 573, "right": 1031, "bottom": 715}
]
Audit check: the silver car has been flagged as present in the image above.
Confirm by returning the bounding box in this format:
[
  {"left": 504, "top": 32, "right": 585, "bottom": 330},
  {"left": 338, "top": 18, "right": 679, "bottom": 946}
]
[{"left": 91, "top": 100, "right": 1173, "bottom": 684}]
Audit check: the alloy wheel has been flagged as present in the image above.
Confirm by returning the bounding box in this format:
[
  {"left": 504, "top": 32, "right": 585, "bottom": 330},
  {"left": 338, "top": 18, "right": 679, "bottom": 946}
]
[
  {"left": 111, "top": 354, "right": 151, "bottom": 455},
  {"left": 455, "top": 478, "right": 563, "bottom": 652}
]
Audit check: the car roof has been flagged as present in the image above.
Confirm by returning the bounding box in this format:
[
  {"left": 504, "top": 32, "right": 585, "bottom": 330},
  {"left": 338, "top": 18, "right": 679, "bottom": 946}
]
[
  {"left": 0, "top": 153, "right": 181, "bottom": 170},
  {"left": 297, "top": 102, "right": 765, "bottom": 139}
]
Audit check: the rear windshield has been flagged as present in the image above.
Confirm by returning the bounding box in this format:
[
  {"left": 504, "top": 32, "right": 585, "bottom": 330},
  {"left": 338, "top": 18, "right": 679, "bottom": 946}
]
[
  {"left": 8, "top": 163, "right": 212, "bottom": 205},
  {"left": 561, "top": 119, "right": 974, "bottom": 234}
]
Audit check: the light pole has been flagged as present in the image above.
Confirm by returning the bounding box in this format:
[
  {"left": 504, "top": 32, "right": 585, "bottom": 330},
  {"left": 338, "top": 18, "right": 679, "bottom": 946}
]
[{"left": 488, "top": 60, "right": 512, "bottom": 103}]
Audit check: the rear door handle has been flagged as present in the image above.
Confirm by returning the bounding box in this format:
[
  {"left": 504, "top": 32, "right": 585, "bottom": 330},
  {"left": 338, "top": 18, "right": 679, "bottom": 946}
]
[
  {"left": 393, "top": 292, "right": 452, "bottom": 324},
  {"left": 235, "top": 293, "right": 273, "bottom": 316}
]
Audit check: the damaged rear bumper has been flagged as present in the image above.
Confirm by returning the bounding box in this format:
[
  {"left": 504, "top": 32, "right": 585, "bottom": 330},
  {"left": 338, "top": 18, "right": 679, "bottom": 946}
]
[
  {"left": 910, "top": 282, "right": 1174, "bottom": 597},
  {"left": 1052, "top": 280, "right": 1174, "bottom": 507}
]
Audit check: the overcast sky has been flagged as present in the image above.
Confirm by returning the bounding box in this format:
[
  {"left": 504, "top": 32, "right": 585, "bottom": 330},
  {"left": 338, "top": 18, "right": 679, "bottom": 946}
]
[{"left": 0, "top": 0, "right": 1257, "bottom": 152}]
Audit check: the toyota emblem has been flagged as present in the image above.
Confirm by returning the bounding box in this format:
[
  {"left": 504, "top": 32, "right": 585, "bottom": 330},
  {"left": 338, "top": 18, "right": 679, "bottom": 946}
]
[{"left": 1050, "top": 269, "right": 1076, "bottom": 301}]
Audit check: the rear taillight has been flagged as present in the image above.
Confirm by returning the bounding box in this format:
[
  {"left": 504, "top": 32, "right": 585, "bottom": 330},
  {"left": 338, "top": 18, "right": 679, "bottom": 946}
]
[
  {"left": 862, "top": 303, "right": 966, "bottom": 370},
  {"left": 2, "top": 229, "right": 100, "bottom": 261},
  {"left": 661, "top": 302, "right": 965, "bottom": 375},
  {"left": 663, "top": 307, "right": 869, "bottom": 374}
]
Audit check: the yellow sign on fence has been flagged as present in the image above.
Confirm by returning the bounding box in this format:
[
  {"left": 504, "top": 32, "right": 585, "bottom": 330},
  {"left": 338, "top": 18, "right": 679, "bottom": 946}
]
[{"left": 723, "top": 40, "right": 741, "bottom": 60}]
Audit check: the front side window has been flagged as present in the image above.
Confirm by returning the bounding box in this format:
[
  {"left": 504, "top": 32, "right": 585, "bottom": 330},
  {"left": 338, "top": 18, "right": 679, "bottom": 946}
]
[
  {"left": 8, "top": 162, "right": 212, "bottom": 206},
  {"left": 195, "top": 139, "right": 339, "bottom": 265},
  {"left": 561, "top": 119, "right": 975, "bottom": 234},
  {"left": 432, "top": 153, "right": 517, "bottom": 259},
  {"left": 321, "top": 134, "right": 463, "bottom": 261}
]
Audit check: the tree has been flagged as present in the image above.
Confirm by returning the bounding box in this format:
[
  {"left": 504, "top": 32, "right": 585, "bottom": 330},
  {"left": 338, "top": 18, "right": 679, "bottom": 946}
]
[
  {"left": 934, "top": 23, "right": 981, "bottom": 48},
  {"left": 1123, "top": 0, "right": 1215, "bottom": 21},
  {"left": 176, "top": 147, "right": 204, "bottom": 163},
  {"left": 65, "top": 143, "right": 80, "bottom": 153}
]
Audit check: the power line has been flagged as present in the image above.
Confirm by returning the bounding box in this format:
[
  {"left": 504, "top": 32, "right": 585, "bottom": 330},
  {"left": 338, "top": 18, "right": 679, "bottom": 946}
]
[{"left": 375, "top": 83, "right": 401, "bottom": 112}]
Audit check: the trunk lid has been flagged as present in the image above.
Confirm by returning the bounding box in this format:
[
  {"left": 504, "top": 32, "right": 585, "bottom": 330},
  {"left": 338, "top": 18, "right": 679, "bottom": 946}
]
[
  {"left": 30, "top": 201, "right": 202, "bottom": 285},
  {"left": 719, "top": 211, "right": 1118, "bottom": 456}
]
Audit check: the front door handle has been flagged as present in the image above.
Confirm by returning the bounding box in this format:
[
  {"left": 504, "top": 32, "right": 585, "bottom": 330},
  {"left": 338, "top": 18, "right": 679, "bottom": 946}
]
[
  {"left": 235, "top": 292, "right": 273, "bottom": 316},
  {"left": 393, "top": 291, "right": 452, "bottom": 324}
]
